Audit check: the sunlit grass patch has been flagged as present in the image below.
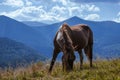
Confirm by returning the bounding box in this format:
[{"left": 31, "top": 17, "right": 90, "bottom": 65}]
[{"left": 0, "top": 59, "right": 120, "bottom": 80}]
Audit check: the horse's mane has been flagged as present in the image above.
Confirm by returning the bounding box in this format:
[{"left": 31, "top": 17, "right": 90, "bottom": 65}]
[{"left": 61, "top": 23, "right": 73, "bottom": 50}]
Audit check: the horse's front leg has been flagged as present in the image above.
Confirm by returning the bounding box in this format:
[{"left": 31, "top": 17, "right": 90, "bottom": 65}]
[
  {"left": 78, "top": 50, "right": 83, "bottom": 69},
  {"left": 49, "top": 48, "right": 60, "bottom": 73}
]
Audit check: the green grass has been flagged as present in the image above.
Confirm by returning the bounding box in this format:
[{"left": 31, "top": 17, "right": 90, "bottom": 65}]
[{"left": 0, "top": 59, "right": 120, "bottom": 80}]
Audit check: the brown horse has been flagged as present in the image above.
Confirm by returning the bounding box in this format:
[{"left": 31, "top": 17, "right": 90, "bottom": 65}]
[{"left": 49, "top": 23, "right": 93, "bottom": 73}]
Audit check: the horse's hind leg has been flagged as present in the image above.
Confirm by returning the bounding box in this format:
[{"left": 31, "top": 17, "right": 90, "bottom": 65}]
[
  {"left": 49, "top": 48, "right": 60, "bottom": 73},
  {"left": 84, "top": 44, "right": 93, "bottom": 67},
  {"left": 78, "top": 50, "right": 83, "bottom": 69},
  {"left": 62, "top": 55, "right": 65, "bottom": 71}
]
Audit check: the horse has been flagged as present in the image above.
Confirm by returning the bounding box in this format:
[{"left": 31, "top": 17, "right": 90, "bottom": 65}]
[{"left": 49, "top": 23, "right": 93, "bottom": 73}]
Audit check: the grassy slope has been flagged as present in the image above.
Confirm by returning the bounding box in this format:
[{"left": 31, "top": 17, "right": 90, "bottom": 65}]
[{"left": 0, "top": 59, "right": 120, "bottom": 80}]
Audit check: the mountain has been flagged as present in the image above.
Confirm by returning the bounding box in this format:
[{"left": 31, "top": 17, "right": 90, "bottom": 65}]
[
  {"left": 0, "top": 37, "right": 46, "bottom": 68},
  {"left": 22, "top": 21, "right": 48, "bottom": 27},
  {"left": 0, "top": 15, "right": 51, "bottom": 57},
  {"left": 33, "top": 16, "right": 120, "bottom": 59},
  {"left": 0, "top": 15, "right": 120, "bottom": 59}
]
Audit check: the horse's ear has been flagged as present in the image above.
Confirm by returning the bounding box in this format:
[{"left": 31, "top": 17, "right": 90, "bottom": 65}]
[
  {"left": 63, "top": 22, "right": 69, "bottom": 27},
  {"left": 63, "top": 22, "right": 68, "bottom": 25}
]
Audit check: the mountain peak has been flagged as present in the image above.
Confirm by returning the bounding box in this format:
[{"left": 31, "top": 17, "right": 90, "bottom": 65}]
[
  {"left": 70, "top": 16, "right": 83, "bottom": 20},
  {"left": 65, "top": 16, "right": 85, "bottom": 22},
  {"left": 0, "top": 15, "right": 28, "bottom": 27},
  {"left": 0, "top": 15, "right": 14, "bottom": 22},
  {"left": 61, "top": 16, "right": 86, "bottom": 25},
  {"left": 0, "top": 15, "right": 9, "bottom": 19},
  {"left": 72, "top": 16, "right": 79, "bottom": 18}
]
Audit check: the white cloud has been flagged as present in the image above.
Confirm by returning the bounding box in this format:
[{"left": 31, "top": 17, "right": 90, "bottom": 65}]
[
  {"left": 2, "top": 0, "right": 24, "bottom": 7},
  {"left": 25, "top": 0, "right": 32, "bottom": 6},
  {"left": 2, "top": 0, "right": 33, "bottom": 7},
  {"left": 60, "top": 0, "right": 67, "bottom": 5},
  {"left": 52, "top": 0, "right": 68, "bottom": 5},
  {"left": 52, "top": 0, "right": 57, "bottom": 2},
  {"left": 80, "top": 4, "right": 100, "bottom": 12},
  {"left": 117, "top": 12, "right": 120, "bottom": 16},
  {"left": 114, "top": 18, "right": 120, "bottom": 22},
  {"left": 51, "top": 5, "right": 66, "bottom": 14},
  {"left": 85, "top": 14, "right": 100, "bottom": 21},
  {"left": 0, "top": 0, "right": 101, "bottom": 23},
  {"left": 87, "top": 5, "right": 100, "bottom": 12},
  {"left": 0, "top": 6, "right": 44, "bottom": 20},
  {"left": 113, "top": 12, "right": 120, "bottom": 23},
  {"left": 68, "top": 7, "right": 80, "bottom": 16},
  {"left": 0, "top": 9, "right": 23, "bottom": 18}
]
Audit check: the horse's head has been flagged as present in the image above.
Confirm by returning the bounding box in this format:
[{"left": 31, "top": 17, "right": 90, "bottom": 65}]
[
  {"left": 62, "top": 31, "right": 75, "bottom": 71},
  {"left": 57, "top": 23, "right": 75, "bottom": 71}
]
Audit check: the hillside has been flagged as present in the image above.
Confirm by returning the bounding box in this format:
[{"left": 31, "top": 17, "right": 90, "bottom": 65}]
[
  {"left": 0, "top": 15, "right": 51, "bottom": 57},
  {"left": 0, "top": 15, "right": 120, "bottom": 59},
  {"left": 22, "top": 21, "right": 48, "bottom": 27},
  {"left": 0, "top": 38, "right": 46, "bottom": 68},
  {"left": 0, "top": 59, "right": 120, "bottom": 80},
  {"left": 34, "top": 16, "right": 120, "bottom": 58}
]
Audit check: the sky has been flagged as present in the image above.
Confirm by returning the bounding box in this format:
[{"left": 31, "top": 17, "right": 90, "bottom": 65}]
[{"left": 0, "top": 0, "right": 120, "bottom": 23}]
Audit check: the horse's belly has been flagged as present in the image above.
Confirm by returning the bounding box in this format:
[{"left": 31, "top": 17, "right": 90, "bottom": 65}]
[
  {"left": 73, "top": 37, "right": 88, "bottom": 50},
  {"left": 72, "top": 30, "right": 89, "bottom": 50}
]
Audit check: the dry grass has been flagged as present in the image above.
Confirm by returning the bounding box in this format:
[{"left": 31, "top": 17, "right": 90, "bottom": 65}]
[{"left": 0, "top": 59, "right": 120, "bottom": 80}]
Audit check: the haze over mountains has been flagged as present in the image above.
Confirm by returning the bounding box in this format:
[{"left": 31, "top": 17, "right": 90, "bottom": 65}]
[
  {"left": 0, "top": 15, "right": 51, "bottom": 57},
  {"left": 0, "top": 38, "right": 46, "bottom": 67},
  {"left": 0, "top": 15, "right": 120, "bottom": 66},
  {"left": 22, "top": 21, "right": 48, "bottom": 27}
]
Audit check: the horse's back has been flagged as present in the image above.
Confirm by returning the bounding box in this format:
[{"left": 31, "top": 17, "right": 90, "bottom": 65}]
[
  {"left": 70, "top": 24, "right": 89, "bottom": 31},
  {"left": 70, "top": 24, "right": 93, "bottom": 50},
  {"left": 71, "top": 24, "right": 93, "bottom": 42},
  {"left": 54, "top": 24, "right": 93, "bottom": 50}
]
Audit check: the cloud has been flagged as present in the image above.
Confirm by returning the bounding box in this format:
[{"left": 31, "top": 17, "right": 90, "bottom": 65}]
[
  {"left": 1, "top": 0, "right": 33, "bottom": 7},
  {"left": 113, "top": 12, "right": 120, "bottom": 23},
  {"left": 25, "top": 0, "right": 32, "bottom": 6},
  {"left": 85, "top": 14, "right": 100, "bottom": 21},
  {"left": 2, "top": 0, "right": 24, "bottom": 7},
  {"left": 87, "top": 5, "right": 100, "bottom": 12},
  {"left": 118, "top": 12, "right": 120, "bottom": 16},
  {"left": 70, "top": 0, "right": 120, "bottom": 3},
  {"left": 0, "top": 6, "right": 44, "bottom": 20},
  {"left": 0, "top": 0, "right": 101, "bottom": 23},
  {"left": 79, "top": 4, "right": 100, "bottom": 12},
  {"left": 52, "top": 0, "right": 68, "bottom": 5},
  {"left": 59, "top": 0, "right": 67, "bottom": 5}
]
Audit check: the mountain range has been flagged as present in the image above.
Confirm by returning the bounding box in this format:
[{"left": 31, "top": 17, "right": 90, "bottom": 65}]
[
  {"left": 22, "top": 21, "right": 48, "bottom": 27},
  {"left": 0, "top": 15, "right": 120, "bottom": 62},
  {"left": 0, "top": 15, "right": 51, "bottom": 57},
  {"left": 0, "top": 37, "right": 46, "bottom": 68},
  {"left": 33, "top": 16, "right": 120, "bottom": 59}
]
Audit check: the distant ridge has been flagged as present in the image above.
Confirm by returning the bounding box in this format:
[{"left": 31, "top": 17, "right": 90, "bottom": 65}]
[
  {"left": 33, "top": 16, "right": 120, "bottom": 59},
  {"left": 0, "top": 15, "right": 120, "bottom": 59},
  {"left": 0, "top": 15, "right": 27, "bottom": 26},
  {"left": 0, "top": 37, "right": 46, "bottom": 68},
  {"left": 22, "top": 21, "right": 48, "bottom": 27},
  {"left": 0, "top": 15, "right": 50, "bottom": 57}
]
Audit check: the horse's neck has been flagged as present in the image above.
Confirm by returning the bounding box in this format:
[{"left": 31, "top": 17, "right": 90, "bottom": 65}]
[
  {"left": 65, "top": 27, "right": 73, "bottom": 40},
  {"left": 63, "top": 28, "right": 73, "bottom": 45}
]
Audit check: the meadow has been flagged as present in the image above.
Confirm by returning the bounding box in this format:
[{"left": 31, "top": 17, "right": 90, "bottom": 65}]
[{"left": 0, "top": 59, "right": 120, "bottom": 80}]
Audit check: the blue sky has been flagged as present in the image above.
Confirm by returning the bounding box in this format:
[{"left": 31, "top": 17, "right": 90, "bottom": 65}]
[{"left": 0, "top": 0, "right": 120, "bottom": 23}]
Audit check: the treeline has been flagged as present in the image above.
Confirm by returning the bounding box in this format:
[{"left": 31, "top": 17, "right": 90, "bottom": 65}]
[{"left": 0, "top": 37, "right": 46, "bottom": 68}]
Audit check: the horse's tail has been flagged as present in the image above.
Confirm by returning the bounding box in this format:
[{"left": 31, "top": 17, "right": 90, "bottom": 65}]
[
  {"left": 88, "top": 26, "right": 93, "bottom": 45},
  {"left": 83, "top": 25, "right": 93, "bottom": 45}
]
